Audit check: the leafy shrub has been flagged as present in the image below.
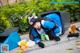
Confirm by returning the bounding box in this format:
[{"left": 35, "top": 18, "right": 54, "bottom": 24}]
[{"left": 0, "top": 0, "right": 79, "bottom": 33}]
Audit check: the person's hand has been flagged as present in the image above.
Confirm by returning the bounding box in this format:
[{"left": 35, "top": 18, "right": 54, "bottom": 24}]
[{"left": 30, "top": 22, "right": 33, "bottom": 25}]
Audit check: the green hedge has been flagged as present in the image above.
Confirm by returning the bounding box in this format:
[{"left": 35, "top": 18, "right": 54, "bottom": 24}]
[
  {"left": 0, "top": 0, "right": 80, "bottom": 33},
  {"left": 0, "top": 0, "right": 54, "bottom": 33}
]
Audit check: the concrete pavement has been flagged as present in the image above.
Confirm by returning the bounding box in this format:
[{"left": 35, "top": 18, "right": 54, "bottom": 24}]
[{"left": 10, "top": 22, "right": 80, "bottom": 53}]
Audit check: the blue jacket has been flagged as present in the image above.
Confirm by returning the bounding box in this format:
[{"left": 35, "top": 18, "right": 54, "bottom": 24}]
[{"left": 30, "top": 13, "right": 62, "bottom": 43}]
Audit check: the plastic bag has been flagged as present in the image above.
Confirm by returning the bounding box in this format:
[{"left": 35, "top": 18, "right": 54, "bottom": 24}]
[{"left": 28, "top": 40, "right": 35, "bottom": 47}]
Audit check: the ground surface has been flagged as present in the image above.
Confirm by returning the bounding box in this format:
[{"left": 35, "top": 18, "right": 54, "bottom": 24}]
[{"left": 10, "top": 22, "right": 80, "bottom": 53}]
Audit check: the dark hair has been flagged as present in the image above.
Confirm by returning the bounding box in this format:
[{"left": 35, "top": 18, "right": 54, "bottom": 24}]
[{"left": 32, "top": 18, "right": 42, "bottom": 26}]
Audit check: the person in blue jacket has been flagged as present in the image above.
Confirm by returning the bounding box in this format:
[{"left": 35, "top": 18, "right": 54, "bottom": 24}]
[{"left": 29, "top": 18, "right": 61, "bottom": 48}]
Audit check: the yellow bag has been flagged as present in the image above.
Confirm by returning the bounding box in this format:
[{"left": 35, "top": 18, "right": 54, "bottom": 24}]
[{"left": 18, "top": 40, "right": 29, "bottom": 52}]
